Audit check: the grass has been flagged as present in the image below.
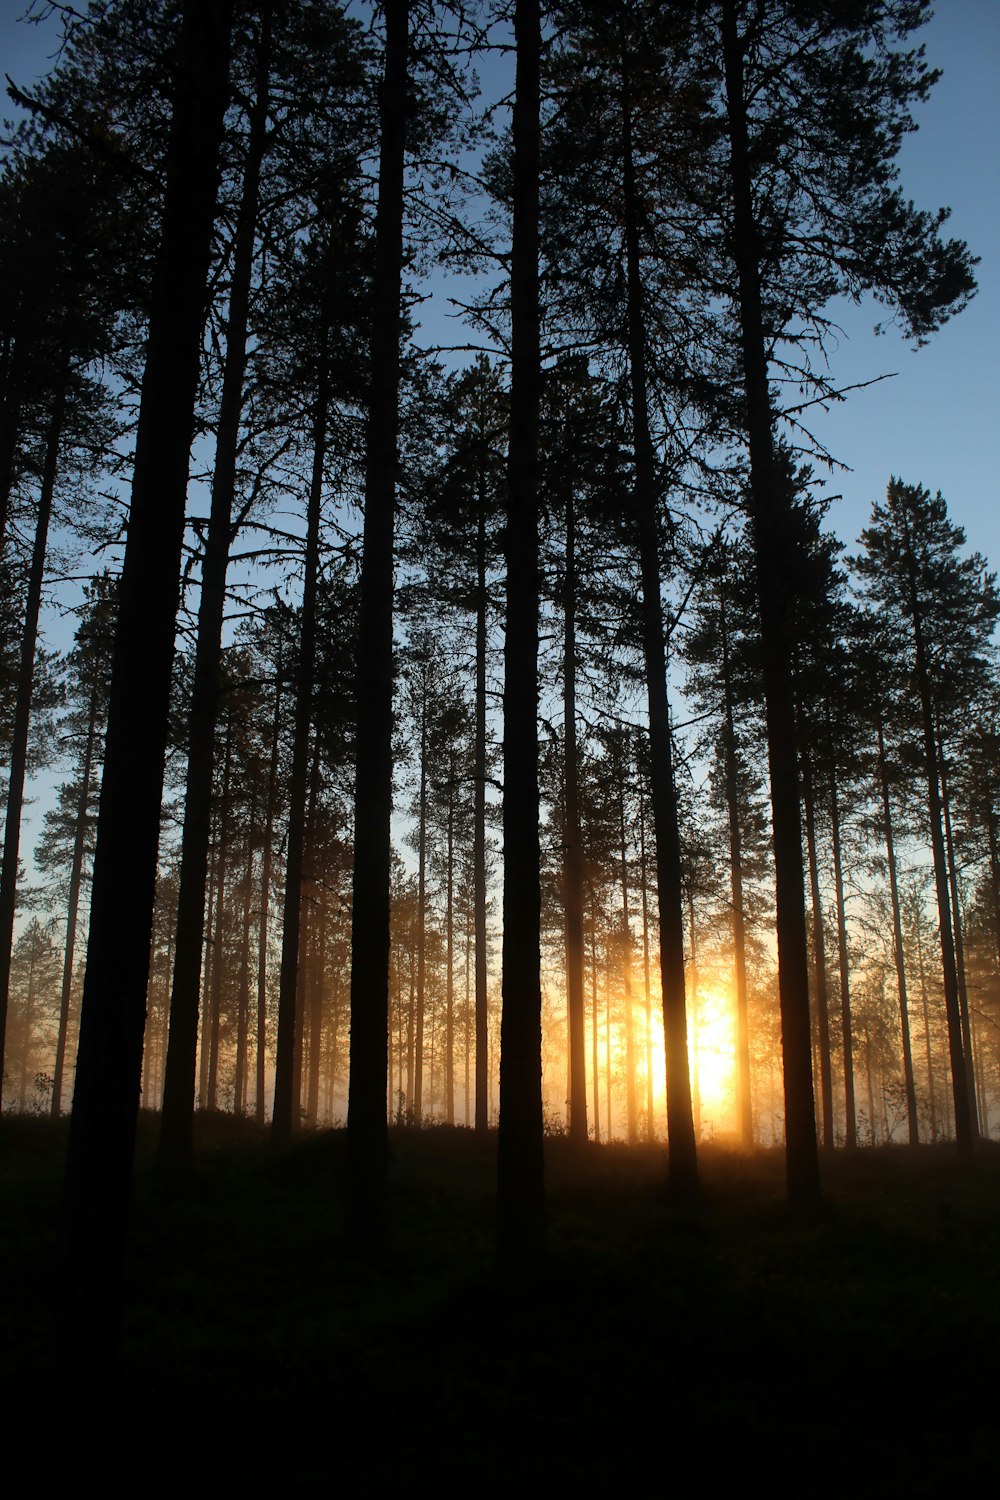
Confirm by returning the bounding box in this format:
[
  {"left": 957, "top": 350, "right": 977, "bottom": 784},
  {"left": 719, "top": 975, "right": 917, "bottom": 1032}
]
[{"left": 2, "top": 1113, "right": 998, "bottom": 1488}]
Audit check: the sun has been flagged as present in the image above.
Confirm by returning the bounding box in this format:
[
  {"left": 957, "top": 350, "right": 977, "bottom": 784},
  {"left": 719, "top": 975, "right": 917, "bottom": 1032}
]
[{"left": 690, "top": 981, "right": 737, "bottom": 1132}]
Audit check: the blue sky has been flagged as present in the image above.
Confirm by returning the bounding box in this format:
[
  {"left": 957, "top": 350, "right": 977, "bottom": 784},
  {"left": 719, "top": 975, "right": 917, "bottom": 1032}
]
[{"left": 3, "top": 0, "right": 996, "bottom": 569}]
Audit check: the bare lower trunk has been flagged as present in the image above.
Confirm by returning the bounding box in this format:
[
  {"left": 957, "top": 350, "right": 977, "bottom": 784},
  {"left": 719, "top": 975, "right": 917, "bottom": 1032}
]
[
  {"left": 723, "top": 0, "right": 819, "bottom": 1205},
  {"left": 347, "top": 0, "right": 409, "bottom": 1240},
  {"left": 829, "top": 766, "right": 856, "bottom": 1150},
  {"left": 60, "top": 0, "right": 233, "bottom": 1360},
  {"left": 497, "top": 0, "right": 545, "bottom": 1267},
  {"left": 562, "top": 485, "right": 587, "bottom": 1144},
  {"left": 0, "top": 375, "right": 67, "bottom": 1103},
  {"left": 52, "top": 682, "right": 98, "bottom": 1118},
  {"left": 877, "top": 716, "right": 918, "bottom": 1144},
  {"left": 621, "top": 45, "right": 697, "bottom": 1197}
]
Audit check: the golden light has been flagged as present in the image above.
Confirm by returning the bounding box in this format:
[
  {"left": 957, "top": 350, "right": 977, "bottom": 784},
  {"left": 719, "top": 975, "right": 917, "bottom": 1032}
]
[{"left": 689, "top": 978, "right": 737, "bottom": 1137}]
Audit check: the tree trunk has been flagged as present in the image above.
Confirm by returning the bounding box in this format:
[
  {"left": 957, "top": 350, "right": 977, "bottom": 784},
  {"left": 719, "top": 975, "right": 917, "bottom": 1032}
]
[
  {"left": 619, "top": 776, "right": 637, "bottom": 1144},
  {"left": 414, "top": 681, "right": 428, "bottom": 1121},
  {"left": 722, "top": 0, "right": 820, "bottom": 1207},
  {"left": 474, "top": 473, "right": 489, "bottom": 1134},
  {"left": 938, "top": 734, "right": 979, "bottom": 1136},
  {"left": 719, "top": 581, "right": 753, "bottom": 1145},
  {"left": 801, "top": 740, "right": 833, "bottom": 1149},
  {"left": 60, "top": 0, "right": 233, "bottom": 1362},
  {"left": 272, "top": 363, "right": 329, "bottom": 1149},
  {"left": 621, "top": 45, "right": 698, "bottom": 1198},
  {"left": 256, "top": 658, "right": 283, "bottom": 1124},
  {"left": 637, "top": 763, "right": 655, "bottom": 1143},
  {"left": 497, "top": 0, "right": 546, "bottom": 1267},
  {"left": 876, "top": 716, "right": 919, "bottom": 1145},
  {"left": 157, "top": 4, "right": 272, "bottom": 1173},
  {"left": 589, "top": 889, "right": 600, "bottom": 1143},
  {"left": 445, "top": 779, "right": 455, "bottom": 1124},
  {"left": 346, "top": 0, "right": 409, "bottom": 1240},
  {"left": 234, "top": 797, "right": 256, "bottom": 1119},
  {"left": 913, "top": 905, "right": 939, "bottom": 1140},
  {"left": 562, "top": 484, "right": 588, "bottom": 1144},
  {"left": 829, "top": 764, "right": 856, "bottom": 1149},
  {"left": 688, "top": 893, "right": 701, "bottom": 1141},
  {"left": 51, "top": 680, "right": 97, "bottom": 1119},
  {"left": 898, "top": 501, "right": 974, "bottom": 1154},
  {"left": 206, "top": 724, "right": 233, "bottom": 1112},
  {"left": 0, "top": 372, "right": 67, "bottom": 1105}
]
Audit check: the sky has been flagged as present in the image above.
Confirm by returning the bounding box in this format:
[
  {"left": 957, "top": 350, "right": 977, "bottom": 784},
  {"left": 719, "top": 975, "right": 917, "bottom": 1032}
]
[{"left": 2, "top": 0, "right": 997, "bottom": 560}]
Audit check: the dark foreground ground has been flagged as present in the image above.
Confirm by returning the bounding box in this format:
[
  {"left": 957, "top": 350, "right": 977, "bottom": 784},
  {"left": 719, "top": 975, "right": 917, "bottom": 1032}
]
[{"left": 3, "top": 1115, "right": 998, "bottom": 1490}]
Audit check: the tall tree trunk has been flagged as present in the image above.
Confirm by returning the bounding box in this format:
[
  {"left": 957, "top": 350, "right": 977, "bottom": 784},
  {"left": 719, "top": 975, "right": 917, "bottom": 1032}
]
[
  {"left": 722, "top": 0, "right": 820, "bottom": 1206},
  {"left": 206, "top": 724, "right": 233, "bottom": 1112},
  {"left": 619, "top": 775, "right": 637, "bottom": 1144},
  {"left": 198, "top": 832, "right": 218, "bottom": 1110},
  {"left": 589, "top": 888, "right": 600, "bottom": 1143},
  {"left": 0, "top": 372, "right": 67, "bottom": 1104},
  {"left": 306, "top": 892, "right": 326, "bottom": 1128},
  {"left": 801, "top": 745, "right": 834, "bottom": 1149},
  {"left": 688, "top": 892, "right": 701, "bottom": 1141},
  {"left": 158, "top": 4, "right": 272, "bottom": 1173},
  {"left": 445, "top": 779, "right": 455, "bottom": 1125},
  {"left": 898, "top": 502, "right": 974, "bottom": 1154},
  {"left": 719, "top": 580, "right": 753, "bottom": 1145},
  {"left": 562, "top": 483, "right": 588, "bottom": 1144},
  {"left": 60, "top": 0, "right": 233, "bottom": 1360},
  {"left": 272, "top": 365, "right": 329, "bottom": 1148},
  {"left": 414, "top": 682, "right": 428, "bottom": 1121},
  {"left": 620, "top": 44, "right": 698, "bottom": 1197},
  {"left": 637, "top": 762, "right": 655, "bottom": 1143},
  {"left": 829, "top": 763, "right": 856, "bottom": 1149},
  {"left": 876, "top": 716, "right": 919, "bottom": 1145},
  {"left": 234, "top": 797, "right": 256, "bottom": 1119},
  {"left": 474, "top": 472, "right": 489, "bottom": 1134},
  {"left": 256, "top": 659, "right": 283, "bottom": 1125},
  {"left": 914, "top": 905, "right": 939, "bottom": 1140},
  {"left": 347, "top": 0, "right": 409, "bottom": 1238},
  {"left": 939, "top": 735, "right": 979, "bottom": 1134},
  {"left": 52, "top": 680, "right": 97, "bottom": 1118},
  {"left": 292, "top": 737, "right": 321, "bottom": 1124},
  {"left": 498, "top": 0, "right": 545, "bottom": 1266}
]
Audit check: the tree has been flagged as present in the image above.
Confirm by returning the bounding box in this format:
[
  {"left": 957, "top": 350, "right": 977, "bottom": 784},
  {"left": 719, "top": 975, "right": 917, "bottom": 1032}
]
[
  {"left": 497, "top": 0, "right": 546, "bottom": 1267},
  {"left": 712, "top": 0, "right": 976, "bottom": 1205},
  {"left": 60, "top": 0, "right": 235, "bottom": 1359},
  {"left": 346, "top": 0, "right": 409, "bottom": 1241},
  {"left": 856, "top": 479, "right": 1000, "bottom": 1155}
]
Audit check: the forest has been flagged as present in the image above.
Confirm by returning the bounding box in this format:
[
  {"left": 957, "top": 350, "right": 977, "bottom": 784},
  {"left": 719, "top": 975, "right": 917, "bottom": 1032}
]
[{"left": 1, "top": 0, "right": 998, "bottom": 1482}]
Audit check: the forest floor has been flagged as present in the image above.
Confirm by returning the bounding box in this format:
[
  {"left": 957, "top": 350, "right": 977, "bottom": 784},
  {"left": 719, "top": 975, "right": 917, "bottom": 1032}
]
[{"left": 3, "top": 1115, "right": 998, "bottom": 1490}]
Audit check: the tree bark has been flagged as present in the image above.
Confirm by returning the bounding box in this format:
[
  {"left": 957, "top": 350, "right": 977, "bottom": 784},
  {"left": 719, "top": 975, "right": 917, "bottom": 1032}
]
[
  {"left": 0, "top": 372, "right": 67, "bottom": 1105},
  {"left": 60, "top": 0, "right": 233, "bottom": 1361},
  {"left": 474, "top": 471, "right": 489, "bottom": 1133},
  {"left": 206, "top": 723, "right": 233, "bottom": 1112},
  {"left": 829, "top": 764, "right": 856, "bottom": 1149},
  {"left": 272, "top": 365, "right": 327, "bottom": 1148},
  {"left": 722, "top": 0, "right": 820, "bottom": 1206},
  {"left": 497, "top": 0, "right": 546, "bottom": 1267},
  {"left": 800, "top": 747, "right": 834, "bottom": 1149},
  {"left": 562, "top": 483, "right": 588, "bottom": 1144},
  {"left": 52, "top": 682, "right": 98, "bottom": 1118},
  {"left": 875, "top": 715, "right": 919, "bottom": 1145},
  {"left": 621, "top": 43, "right": 698, "bottom": 1197},
  {"left": 719, "top": 580, "right": 753, "bottom": 1146},
  {"left": 347, "top": 0, "right": 409, "bottom": 1239},
  {"left": 157, "top": 2, "right": 272, "bottom": 1173},
  {"left": 897, "top": 501, "right": 974, "bottom": 1154},
  {"left": 256, "top": 657, "right": 284, "bottom": 1124}
]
